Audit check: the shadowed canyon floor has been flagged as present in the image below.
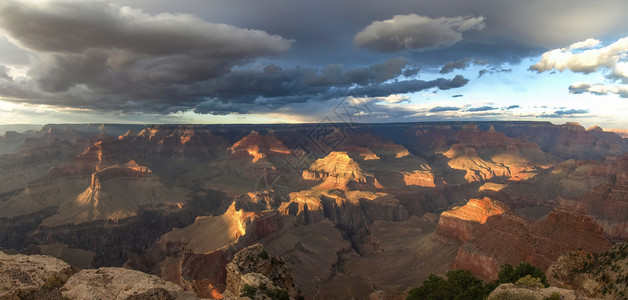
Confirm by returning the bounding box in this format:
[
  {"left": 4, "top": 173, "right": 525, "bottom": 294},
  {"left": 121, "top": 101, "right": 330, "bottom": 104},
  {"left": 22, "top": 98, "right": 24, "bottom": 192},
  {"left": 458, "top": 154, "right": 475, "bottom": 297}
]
[{"left": 0, "top": 121, "right": 626, "bottom": 299}]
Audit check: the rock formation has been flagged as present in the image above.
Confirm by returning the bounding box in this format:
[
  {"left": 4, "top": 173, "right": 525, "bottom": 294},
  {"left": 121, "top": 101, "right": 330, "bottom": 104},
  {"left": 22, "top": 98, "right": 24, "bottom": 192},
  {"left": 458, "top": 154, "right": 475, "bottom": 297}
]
[
  {"left": 61, "top": 267, "right": 198, "bottom": 300},
  {"left": 0, "top": 251, "right": 197, "bottom": 300},
  {"left": 437, "top": 197, "right": 509, "bottom": 242},
  {"left": 546, "top": 243, "right": 628, "bottom": 299},
  {"left": 154, "top": 203, "right": 284, "bottom": 298},
  {"left": 223, "top": 243, "right": 298, "bottom": 299},
  {"left": 0, "top": 251, "right": 75, "bottom": 299},
  {"left": 488, "top": 283, "right": 595, "bottom": 300},
  {"left": 302, "top": 151, "right": 376, "bottom": 190},
  {"left": 437, "top": 198, "right": 611, "bottom": 281}
]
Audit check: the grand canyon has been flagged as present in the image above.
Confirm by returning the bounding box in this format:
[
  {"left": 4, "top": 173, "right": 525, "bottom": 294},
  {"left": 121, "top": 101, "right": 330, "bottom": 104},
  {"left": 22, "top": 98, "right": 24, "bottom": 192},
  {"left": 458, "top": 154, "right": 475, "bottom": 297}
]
[
  {"left": 0, "top": 121, "right": 626, "bottom": 299},
  {"left": 1, "top": 0, "right": 628, "bottom": 299}
]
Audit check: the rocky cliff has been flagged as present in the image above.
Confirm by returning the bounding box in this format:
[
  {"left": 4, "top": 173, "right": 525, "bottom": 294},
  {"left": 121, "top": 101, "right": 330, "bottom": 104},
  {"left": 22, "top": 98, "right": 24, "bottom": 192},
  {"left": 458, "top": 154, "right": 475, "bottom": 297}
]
[
  {"left": 437, "top": 198, "right": 611, "bottom": 281},
  {"left": 547, "top": 243, "right": 628, "bottom": 300},
  {"left": 223, "top": 243, "right": 298, "bottom": 299}
]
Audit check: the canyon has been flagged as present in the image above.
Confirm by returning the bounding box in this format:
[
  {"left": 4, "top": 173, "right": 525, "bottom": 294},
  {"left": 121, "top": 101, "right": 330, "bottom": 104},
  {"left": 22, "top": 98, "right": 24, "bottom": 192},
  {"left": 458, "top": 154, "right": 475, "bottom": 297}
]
[{"left": 0, "top": 121, "right": 626, "bottom": 299}]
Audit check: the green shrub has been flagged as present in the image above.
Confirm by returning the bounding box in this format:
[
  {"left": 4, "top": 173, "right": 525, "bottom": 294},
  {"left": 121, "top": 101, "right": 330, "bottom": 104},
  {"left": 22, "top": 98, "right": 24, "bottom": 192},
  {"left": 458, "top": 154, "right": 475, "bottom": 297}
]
[
  {"left": 515, "top": 275, "right": 545, "bottom": 288},
  {"left": 260, "top": 249, "right": 270, "bottom": 260},
  {"left": 43, "top": 273, "right": 69, "bottom": 289},
  {"left": 497, "top": 262, "right": 549, "bottom": 287},
  {"left": 240, "top": 284, "right": 257, "bottom": 298},
  {"left": 406, "top": 270, "right": 492, "bottom": 300},
  {"left": 265, "top": 287, "right": 290, "bottom": 300}
]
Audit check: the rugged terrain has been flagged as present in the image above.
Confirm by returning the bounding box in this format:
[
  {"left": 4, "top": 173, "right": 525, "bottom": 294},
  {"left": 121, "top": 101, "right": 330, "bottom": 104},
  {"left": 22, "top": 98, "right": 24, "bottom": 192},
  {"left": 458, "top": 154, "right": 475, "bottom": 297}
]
[{"left": 0, "top": 121, "right": 626, "bottom": 299}]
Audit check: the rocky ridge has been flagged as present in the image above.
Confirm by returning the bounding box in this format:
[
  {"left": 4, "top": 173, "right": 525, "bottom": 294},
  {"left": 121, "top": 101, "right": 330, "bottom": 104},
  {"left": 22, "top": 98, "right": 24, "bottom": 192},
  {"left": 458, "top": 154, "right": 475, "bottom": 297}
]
[
  {"left": 547, "top": 243, "right": 628, "bottom": 299},
  {"left": 223, "top": 243, "right": 298, "bottom": 299}
]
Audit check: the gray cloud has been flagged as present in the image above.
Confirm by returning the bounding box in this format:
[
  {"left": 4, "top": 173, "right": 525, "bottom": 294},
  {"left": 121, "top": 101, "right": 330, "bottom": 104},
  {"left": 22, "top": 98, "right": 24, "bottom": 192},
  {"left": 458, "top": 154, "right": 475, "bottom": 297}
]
[
  {"left": 569, "top": 82, "right": 628, "bottom": 98},
  {"left": 0, "top": 0, "right": 291, "bottom": 105},
  {"left": 354, "top": 14, "right": 485, "bottom": 53},
  {"left": 505, "top": 105, "right": 520, "bottom": 109},
  {"left": 429, "top": 106, "right": 460, "bottom": 112},
  {"left": 452, "top": 94, "right": 463, "bottom": 98},
  {"left": 440, "top": 57, "right": 472, "bottom": 74},
  {"left": 467, "top": 106, "right": 497, "bottom": 112},
  {"left": 538, "top": 108, "right": 591, "bottom": 118},
  {"left": 0, "top": 1, "right": 472, "bottom": 116},
  {"left": 302, "top": 57, "right": 410, "bottom": 86},
  {"left": 192, "top": 69, "right": 469, "bottom": 114},
  {"left": 0, "top": 65, "right": 11, "bottom": 81},
  {"left": 478, "top": 67, "right": 512, "bottom": 77},
  {"left": 554, "top": 109, "right": 589, "bottom": 115}
]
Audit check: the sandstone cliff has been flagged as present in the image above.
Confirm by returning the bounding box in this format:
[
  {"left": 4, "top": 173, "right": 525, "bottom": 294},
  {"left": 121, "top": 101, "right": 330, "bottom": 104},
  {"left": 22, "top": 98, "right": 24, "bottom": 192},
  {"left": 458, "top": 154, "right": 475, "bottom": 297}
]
[
  {"left": 154, "top": 203, "right": 284, "bottom": 298},
  {"left": 437, "top": 198, "right": 611, "bottom": 281}
]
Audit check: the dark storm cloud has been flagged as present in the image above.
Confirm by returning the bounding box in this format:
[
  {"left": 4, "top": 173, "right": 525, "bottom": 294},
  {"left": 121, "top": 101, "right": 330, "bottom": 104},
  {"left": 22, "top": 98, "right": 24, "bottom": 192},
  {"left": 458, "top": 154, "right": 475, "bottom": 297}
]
[
  {"left": 302, "top": 57, "right": 410, "bottom": 86},
  {"left": 0, "top": 0, "right": 291, "bottom": 105},
  {"left": 403, "top": 67, "right": 421, "bottom": 77},
  {"left": 2, "top": 0, "right": 627, "bottom": 119},
  {"left": 0, "top": 1, "right": 471, "bottom": 116},
  {"left": 429, "top": 106, "right": 460, "bottom": 112},
  {"left": 192, "top": 68, "right": 469, "bottom": 114},
  {"left": 467, "top": 106, "right": 497, "bottom": 112},
  {"left": 354, "top": 14, "right": 485, "bottom": 53},
  {"left": 452, "top": 94, "right": 463, "bottom": 98},
  {"left": 440, "top": 58, "right": 472, "bottom": 74}
]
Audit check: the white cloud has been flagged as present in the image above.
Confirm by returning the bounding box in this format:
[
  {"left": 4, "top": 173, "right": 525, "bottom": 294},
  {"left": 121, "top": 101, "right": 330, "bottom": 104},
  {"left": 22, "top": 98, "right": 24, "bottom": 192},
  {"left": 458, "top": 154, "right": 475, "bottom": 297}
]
[
  {"left": 569, "top": 82, "right": 628, "bottom": 98},
  {"left": 529, "top": 36, "right": 628, "bottom": 75},
  {"left": 568, "top": 38, "right": 601, "bottom": 50},
  {"left": 354, "top": 14, "right": 485, "bottom": 53}
]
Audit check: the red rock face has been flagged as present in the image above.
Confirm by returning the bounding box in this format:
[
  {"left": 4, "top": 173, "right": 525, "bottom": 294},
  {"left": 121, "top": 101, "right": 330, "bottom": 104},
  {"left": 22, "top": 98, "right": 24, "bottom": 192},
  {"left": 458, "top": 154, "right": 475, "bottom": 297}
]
[
  {"left": 303, "top": 151, "right": 377, "bottom": 190},
  {"left": 402, "top": 170, "right": 436, "bottom": 187},
  {"left": 559, "top": 184, "right": 628, "bottom": 241},
  {"left": 229, "top": 131, "right": 291, "bottom": 163},
  {"left": 437, "top": 198, "right": 509, "bottom": 242},
  {"left": 438, "top": 198, "right": 611, "bottom": 281},
  {"left": 157, "top": 208, "right": 284, "bottom": 297},
  {"left": 553, "top": 153, "right": 628, "bottom": 241}
]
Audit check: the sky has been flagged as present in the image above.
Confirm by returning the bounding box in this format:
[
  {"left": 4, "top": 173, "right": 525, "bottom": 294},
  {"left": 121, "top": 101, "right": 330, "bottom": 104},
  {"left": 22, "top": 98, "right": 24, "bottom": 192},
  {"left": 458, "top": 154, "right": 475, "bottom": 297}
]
[{"left": 0, "top": 0, "right": 627, "bottom": 129}]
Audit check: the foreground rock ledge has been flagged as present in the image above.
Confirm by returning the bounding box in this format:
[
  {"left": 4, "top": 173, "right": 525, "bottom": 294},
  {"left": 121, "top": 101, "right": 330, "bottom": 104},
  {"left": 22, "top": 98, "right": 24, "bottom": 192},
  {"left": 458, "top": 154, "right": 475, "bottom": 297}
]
[
  {"left": 61, "top": 267, "right": 198, "bottom": 300},
  {"left": 0, "top": 251, "right": 75, "bottom": 299}
]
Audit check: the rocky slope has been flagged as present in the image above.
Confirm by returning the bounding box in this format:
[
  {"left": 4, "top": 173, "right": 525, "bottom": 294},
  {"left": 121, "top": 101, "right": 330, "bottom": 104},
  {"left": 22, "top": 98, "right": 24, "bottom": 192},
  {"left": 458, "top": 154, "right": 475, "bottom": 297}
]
[
  {"left": 547, "top": 243, "right": 628, "bottom": 299},
  {"left": 488, "top": 283, "right": 596, "bottom": 300},
  {"left": 437, "top": 198, "right": 612, "bottom": 281},
  {"left": 223, "top": 243, "right": 298, "bottom": 299}
]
